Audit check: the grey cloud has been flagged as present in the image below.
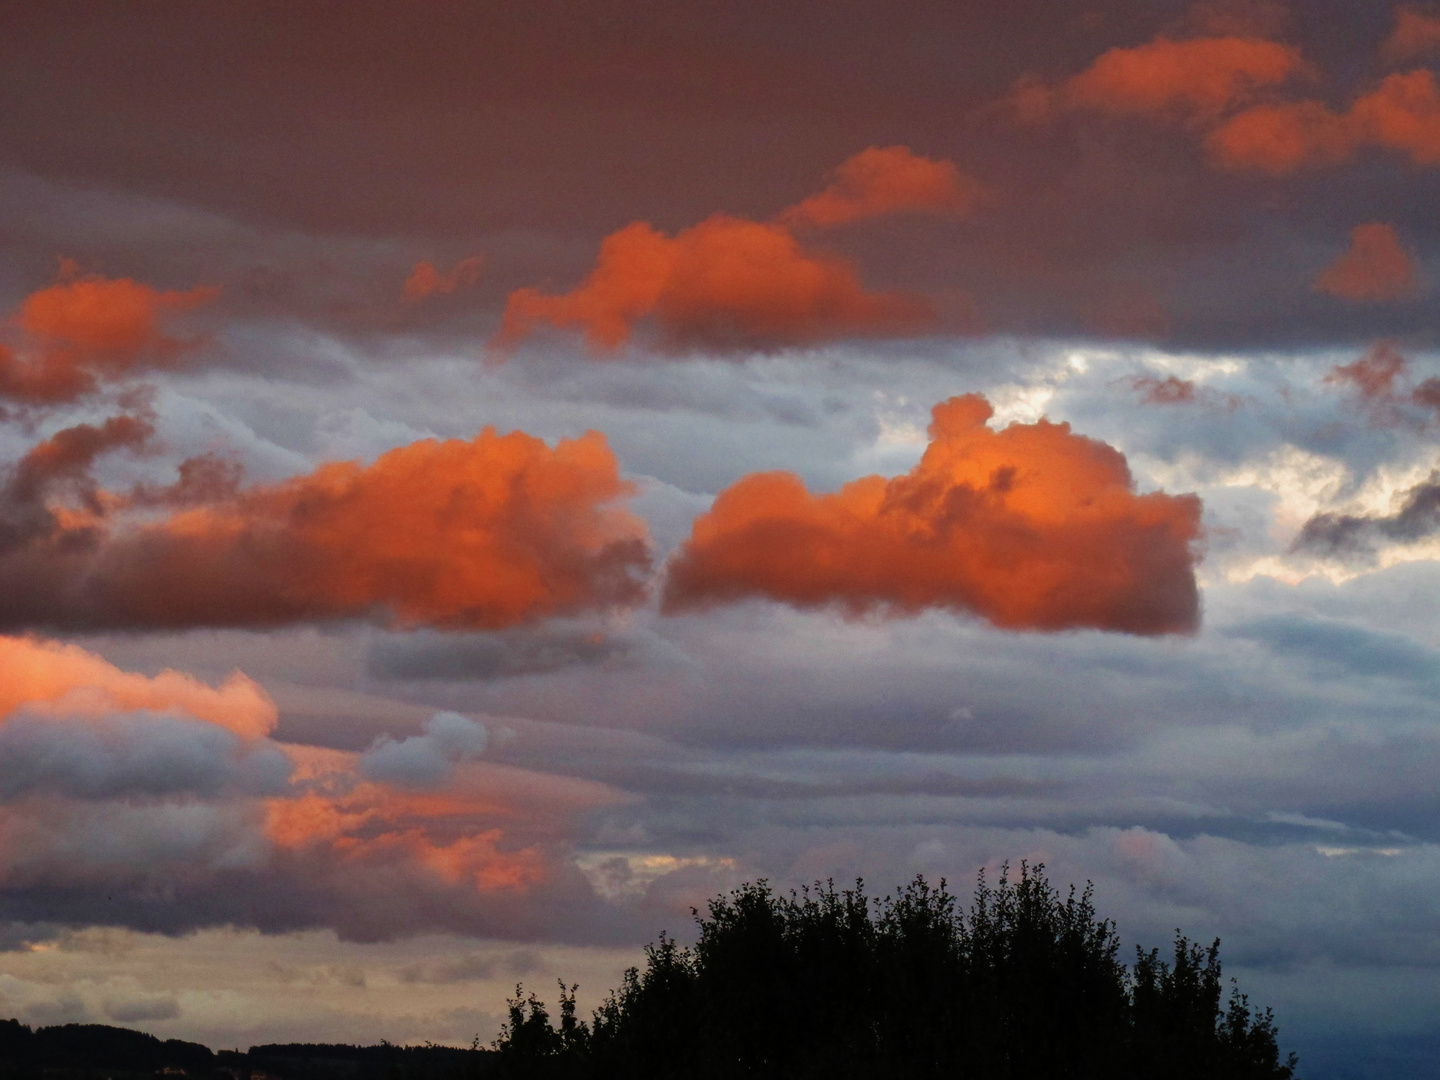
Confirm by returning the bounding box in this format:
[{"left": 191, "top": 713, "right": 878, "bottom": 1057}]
[
  {"left": 0, "top": 711, "right": 292, "bottom": 801},
  {"left": 1294, "top": 470, "right": 1440, "bottom": 559},
  {"left": 104, "top": 994, "right": 181, "bottom": 1023},
  {"left": 368, "top": 628, "right": 637, "bottom": 682},
  {"left": 1226, "top": 615, "right": 1440, "bottom": 682},
  {"left": 359, "top": 711, "right": 488, "bottom": 787}
]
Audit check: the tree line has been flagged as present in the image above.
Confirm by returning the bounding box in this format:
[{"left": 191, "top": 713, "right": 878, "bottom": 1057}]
[{"left": 494, "top": 864, "right": 1297, "bottom": 1079}]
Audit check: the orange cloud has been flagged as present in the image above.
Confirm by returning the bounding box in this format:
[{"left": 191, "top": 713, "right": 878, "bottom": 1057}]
[
  {"left": 0, "top": 427, "right": 651, "bottom": 632},
  {"left": 496, "top": 146, "right": 980, "bottom": 353},
  {"left": 265, "top": 784, "right": 545, "bottom": 893},
  {"left": 497, "top": 216, "right": 928, "bottom": 352},
  {"left": 403, "top": 256, "right": 484, "bottom": 301},
  {"left": 1382, "top": 6, "right": 1440, "bottom": 64},
  {"left": 1314, "top": 223, "right": 1421, "bottom": 302},
  {"left": 0, "top": 634, "right": 276, "bottom": 738},
  {"left": 1045, "top": 36, "right": 1304, "bottom": 122},
  {"left": 1209, "top": 69, "right": 1440, "bottom": 172},
  {"left": 662, "top": 394, "right": 1202, "bottom": 635},
  {"left": 1, "top": 272, "right": 218, "bottom": 403},
  {"left": 778, "top": 146, "right": 983, "bottom": 228}
]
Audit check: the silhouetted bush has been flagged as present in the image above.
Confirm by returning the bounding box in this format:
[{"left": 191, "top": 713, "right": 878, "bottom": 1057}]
[{"left": 493, "top": 864, "right": 1296, "bottom": 1080}]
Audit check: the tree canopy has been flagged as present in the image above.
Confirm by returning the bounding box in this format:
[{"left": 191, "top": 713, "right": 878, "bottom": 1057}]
[{"left": 493, "top": 864, "right": 1296, "bottom": 1080}]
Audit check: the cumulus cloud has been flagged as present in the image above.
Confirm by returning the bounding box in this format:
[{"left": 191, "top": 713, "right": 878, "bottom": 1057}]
[
  {"left": 403, "top": 257, "right": 484, "bottom": 301},
  {"left": 662, "top": 394, "right": 1203, "bottom": 635},
  {"left": 1314, "top": 224, "right": 1421, "bottom": 302},
  {"left": 1381, "top": 5, "right": 1440, "bottom": 65},
  {"left": 361, "top": 711, "right": 490, "bottom": 787},
  {"left": 1060, "top": 35, "right": 1304, "bottom": 120},
  {"left": 495, "top": 147, "right": 979, "bottom": 354},
  {"left": 1012, "top": 35, "right": 1304, "bottom": 125},
  {"left": 777, "top": 146, "right": 983, "bottom": 228},
  {"left": 0, "top": 427, "right": 651, "bottom": 632},
  {"left": 496, "top": 217, "right": 928, "bottom": 354},
  {"left": 0, "top": 270, "right": 217, "bottom": 404},
  {"left": 1207, "top": 69, "right": 1440, "bottom": 173}
]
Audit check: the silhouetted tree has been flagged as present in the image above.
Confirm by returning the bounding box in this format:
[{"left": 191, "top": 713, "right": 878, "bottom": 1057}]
[{"left": 494, "top": 864, "right": 1296, "bottom": 1080}]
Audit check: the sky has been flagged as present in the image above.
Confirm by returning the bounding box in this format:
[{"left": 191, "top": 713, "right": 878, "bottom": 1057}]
[{"left": 3, "top": 1, "right": 1440, "bottom": 1074}]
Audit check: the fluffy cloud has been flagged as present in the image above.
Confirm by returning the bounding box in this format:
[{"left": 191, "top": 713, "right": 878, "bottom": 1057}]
[
  {"left": 777, "top": 146, "right": 983, "bottom": 228},
  {"left": 1058, "top": 35, "right": 1304, "bottom": 120},
  {"left": 1208, "top": 69, "right": 1440, "bottom": 173},
  {"left": 495, "top": 147, "right": 979, "bottom": 353},
  {"left": 0, "top": 272, "right": 217, "bottom": 403},
  {"left": 662, "top": 394, "right": 1202, "bottom": 635},
  {"left": 1314, "top": 224, "right": 1422, "bottom": 302},
  {"left": 0, "top": 426, "right": 652, "bottom": 632},
  {"left": 1381, "top": 5, "right": 1440, "bottom": 65},
  {"left": 497, "top": 217, "right": 928, "bottom": 353},
  {"left": 361, "top": 711, "right": 490, "bottom": 787}
]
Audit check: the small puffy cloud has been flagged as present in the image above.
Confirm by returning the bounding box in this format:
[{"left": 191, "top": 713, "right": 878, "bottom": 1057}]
[
  {"left": 1208, "top": 69, "right": 1440, "bottom": 173},
  {"left": 0, "top": 271, "right": 218, "bottom": 403},
  {"left": 1061, "top": 35, "right": 1304, "bottom": 120},
  {"left": 1381, "top": 5, "right": 1440, "bottom": 65},
  {"left": 1314, "top": 224, "right": 1422, "bottom": 302},
  {"left": 0, "top": 427, "right": 651, "bottom": 632},
  {"left": 497, "top": 217, "right": 929, "bottom": 354},
  {"left": 778, "top": 146, "right": 983, "bottom": 228},
  {"left": 662, "top": 394, "right": 1203, "bottom": 635},
  {"left": 361, "top": 711, "right": 490, "bottom": 788},
  {"left": 403, "top": 257, "right": 484, "bottom": 301},
  {"left": 1325, "top": 341, "right": 1409, "bottom": 401}
]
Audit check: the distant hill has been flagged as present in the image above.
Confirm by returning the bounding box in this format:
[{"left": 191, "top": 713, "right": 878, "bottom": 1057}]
[{"left": 0, "top": 1020, "right": 494, "bottom": 1080}]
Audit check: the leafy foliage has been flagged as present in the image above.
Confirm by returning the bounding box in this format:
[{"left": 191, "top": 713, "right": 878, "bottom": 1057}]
[{"left": 493, "top": 864, "right": 1296, "bottom": 1080}]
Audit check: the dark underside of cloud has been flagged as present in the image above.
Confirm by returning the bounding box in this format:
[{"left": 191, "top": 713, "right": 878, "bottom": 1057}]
[{"left": 1293, "top": 470, "right": 1440, "bottom": 558}]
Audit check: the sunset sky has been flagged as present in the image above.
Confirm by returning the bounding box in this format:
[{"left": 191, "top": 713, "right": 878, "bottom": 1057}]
[{"left": 3, "top": 2, "right": 1440, "bottom": 1074}]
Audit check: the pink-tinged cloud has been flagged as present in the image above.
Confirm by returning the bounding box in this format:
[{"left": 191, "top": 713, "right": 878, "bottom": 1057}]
[
  {"left": 1314, "top": 224, "right": 1421, "bottom": 302},
  {"left": 0, "top": 427, "right": 651, "bottom": 631},
  {"left": 1381, "top": 6, "right": 1440, "bottom": 64},
  {"left": 778, "top": 146, "right": 984, "bottom": 228},
  {"left": 1130, "top": 374, "right": 1199, "bottom": 404},
  {"left": 1, "top": 272, "right": 218, "bottom": 403},
  {"left": 1326, "top": 341, "right": 1408, "bottom": 400},
  {"left": 0, "top": 635, "right": 276, "bottom": 738},
  {"left": 1209, "top": 69, "right": 1440, "bottom": 172},
  {"left": 497, "top": 216, "right": 929, "bottom": 353},
  {"left": 1062, "top": 35, "right": 1304, "bottom": 120},
  {"left": 403, "top": 256, "right": 485, "bottom": 301},
  {"left": 662, "top": 394, "right": 1202, "bottom": 635}
]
